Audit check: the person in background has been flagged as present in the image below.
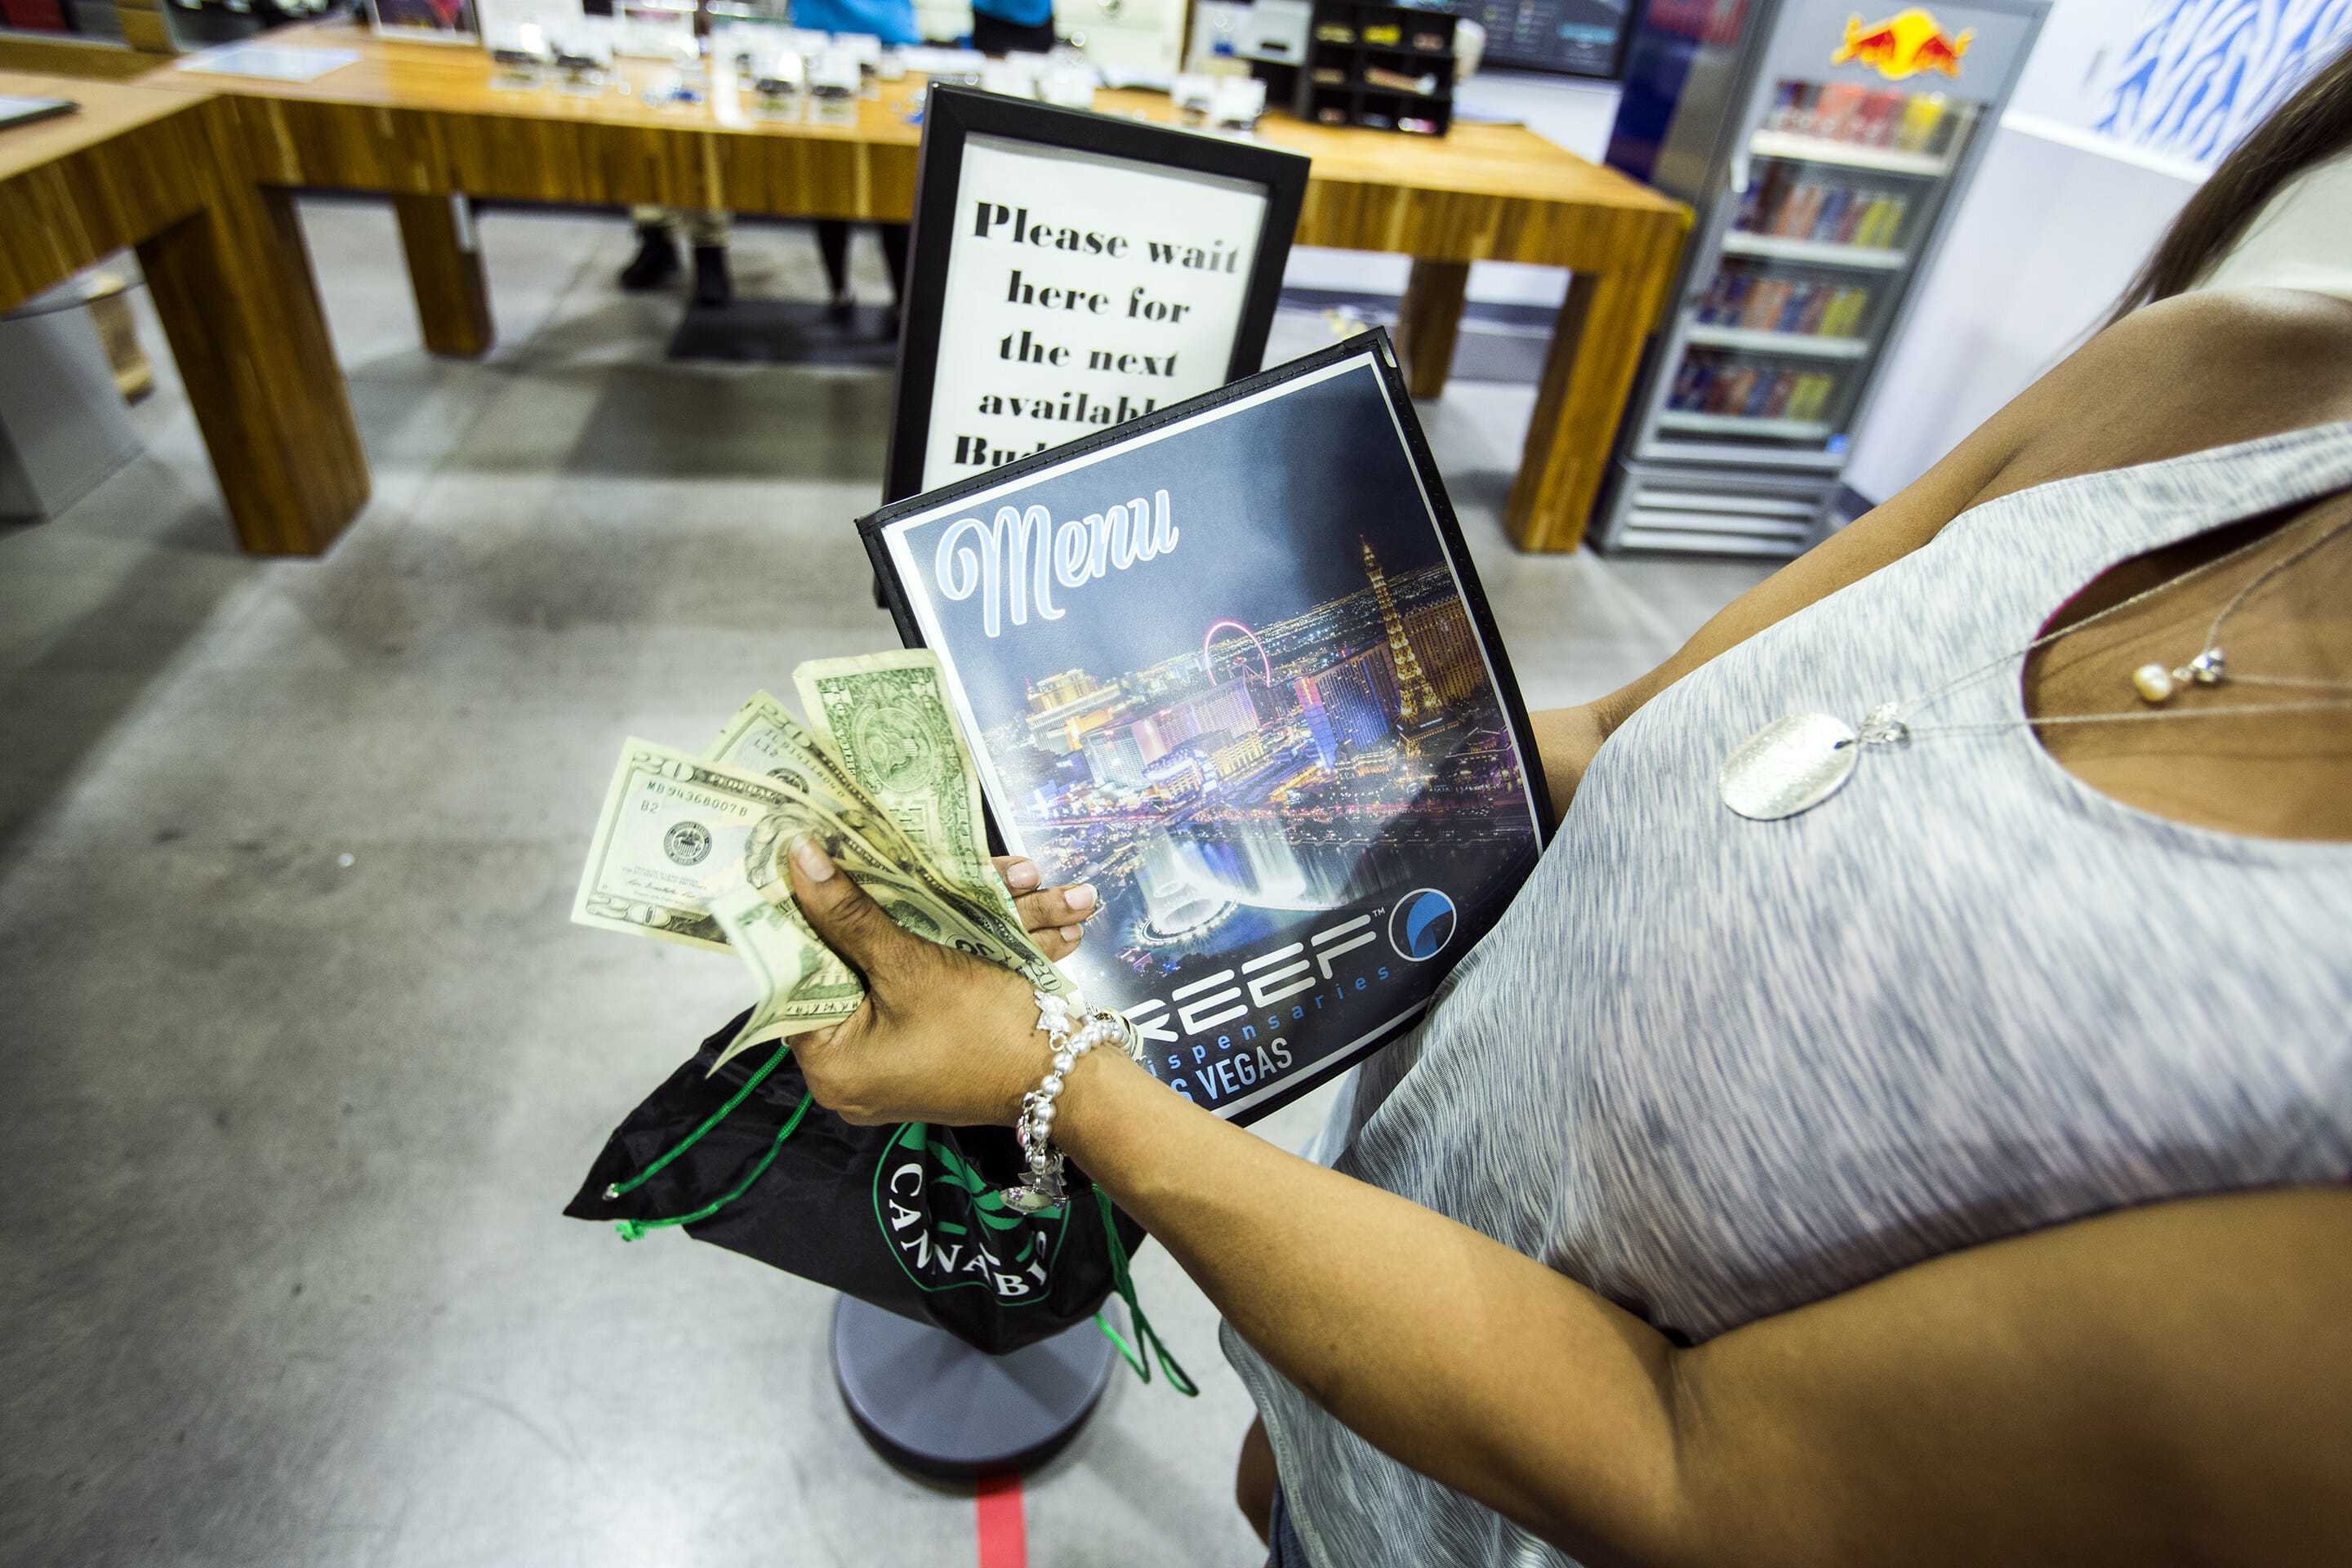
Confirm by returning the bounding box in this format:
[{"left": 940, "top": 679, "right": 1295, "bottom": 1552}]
[
  {"left": 790, "top": 0, "right": 919, "bottom": 326},
  {"left": 968, "top": 0, "right": 1054, "bottom": 55},
  {"left": 815, "top": 221, "right": 909, "bottom": 331},
  {"left": 620, "top": 207, "right": 734, "bottom": 308},
  {"left": 773, "top": 42, "right": 2352, "bottom": 1568}
]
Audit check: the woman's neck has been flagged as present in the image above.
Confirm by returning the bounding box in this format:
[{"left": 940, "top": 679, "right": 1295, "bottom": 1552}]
[{"left": 2024, "top": 493, "right": 2352, "bottom": 841}]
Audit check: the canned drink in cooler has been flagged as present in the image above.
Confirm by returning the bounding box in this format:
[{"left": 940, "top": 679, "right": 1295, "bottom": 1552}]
[
  {"left": 1669, "top": 356, "right": 1713, "bottom": 410},
  {"left": 1740, "top": 279, "right": 1791, "bottom": 330},
  {"left": 1786, "top": 372, "right": 1833, "bottom": 423},
  {"left": 1767, "top": 78, "right": 1809, "bottom": 132},
  {"left": 1855, "top": 193, "right": 1909, "bottom": 248},
  {"left": 1794, "top": 284, "right": 1833, "bottom": 336},
  {"left": 1774, "top": 181, "right": 1826, "bottom": 238},
  {"left": 1896, "top": 91, "right": 1945, "bottom": 152},
  {"left": 1811, "top": 80, "right": 1867, "bottom": 140},
  {"left": 1856, "top": 89, "right": 1905, "bottom": 146},
  {"left": 1811, "top": 185, "right": 1851, "bottom": 243}
]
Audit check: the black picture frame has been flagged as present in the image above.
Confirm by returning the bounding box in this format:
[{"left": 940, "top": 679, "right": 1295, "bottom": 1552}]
[
  {"left": 881, "top": 82, "right": 1312, "bottom": 508},
  {"left": 861, "top": 327, "right": 1554, "bottom": 1125}
]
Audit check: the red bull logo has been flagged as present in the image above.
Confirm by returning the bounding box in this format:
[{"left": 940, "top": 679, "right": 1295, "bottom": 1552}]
[{"left": 1832, "top": 7, "right": 1974, "bottom": 78}]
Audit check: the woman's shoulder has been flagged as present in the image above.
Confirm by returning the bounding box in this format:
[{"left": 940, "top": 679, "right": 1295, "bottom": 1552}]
[
  {"left": 1962, "top": 289, "right": 2352, "bottom": 515},
  {"left": 2080, "top": 287, "right": 2352, "bottom": 399}
]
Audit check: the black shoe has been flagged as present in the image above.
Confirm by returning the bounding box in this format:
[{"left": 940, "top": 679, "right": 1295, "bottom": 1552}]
[
  {"left": 826, "top": 293, "right": 856, "bottom": 327},
  {"left": 692, "top": 246, "right": 733, "bottom": 308},
  {"left": 619, "top": 225, "right": 679, "bottom": 290}
]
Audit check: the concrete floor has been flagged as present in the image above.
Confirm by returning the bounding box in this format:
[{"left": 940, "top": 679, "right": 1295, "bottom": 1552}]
[{"left": 0, "top": 200, "right": 1773, "bottom": 1567}]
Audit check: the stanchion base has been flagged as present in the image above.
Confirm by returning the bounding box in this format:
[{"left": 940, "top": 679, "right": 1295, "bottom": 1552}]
[{"left": 831, "top": 1297, "right": 1116, "bottom": 1481}]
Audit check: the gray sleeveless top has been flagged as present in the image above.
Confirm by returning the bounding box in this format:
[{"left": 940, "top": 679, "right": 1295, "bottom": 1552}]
[{"left": 1223, "top": 420, "right": 2352, "bottom": 1568}]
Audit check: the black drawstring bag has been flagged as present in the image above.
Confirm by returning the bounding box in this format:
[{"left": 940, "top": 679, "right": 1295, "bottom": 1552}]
[{"left": 564, "top": 1007, "right": 1194, "bottom": 1379}]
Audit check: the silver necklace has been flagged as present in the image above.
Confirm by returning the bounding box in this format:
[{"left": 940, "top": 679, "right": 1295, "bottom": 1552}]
[{"left": 1720, "top": 512, "right": 2352, "bottom": 821}]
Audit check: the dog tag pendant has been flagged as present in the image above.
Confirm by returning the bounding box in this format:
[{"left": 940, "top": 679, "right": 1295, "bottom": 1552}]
[{"left": 1719, "top": 713, "right": 1861, "bottom": 820}]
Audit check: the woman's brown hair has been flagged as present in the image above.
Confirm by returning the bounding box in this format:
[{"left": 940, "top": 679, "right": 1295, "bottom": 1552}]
[{"left": 2103, "top": 37, "right": 2352, "bottom": 329}]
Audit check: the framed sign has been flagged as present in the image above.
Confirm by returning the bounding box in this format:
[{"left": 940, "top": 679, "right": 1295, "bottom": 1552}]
[
  {"left": 883, "top": 83, "right": 1311, "bottom": 506},
  {"left": 863, "top": 332, "right": 1552, "bottom": 1124}
]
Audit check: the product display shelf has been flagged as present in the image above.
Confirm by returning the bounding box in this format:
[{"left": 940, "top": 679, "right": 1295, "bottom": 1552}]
[
  {"left": 1618, "top": 521, "right": 1814, "bottom": 554},
  {"left": 1656, "top": 410, "right": 1833, "bottom": 439},
  {"left": 1744, "top": 129, "right": 1950, "bottom": 176},
  {"left": 1592, "top": 0, "right": 2046, "bottom": 559},
  {"left": 1682, "top": 323, "right": 1868, "bottom": 357},
  {"left": 1624, "top": 497, "right": 1815, "bottom": 541},
  {"left": 1717, "top": 232, "right": 1905, "bottom": 269},
  {"left": 1296, "top": 0, "right": 1455, "bottom": 136}
]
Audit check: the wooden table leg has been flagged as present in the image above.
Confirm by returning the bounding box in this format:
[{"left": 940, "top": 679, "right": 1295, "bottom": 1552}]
[
  {"left": 138, "top": 179, "right": 371, "bottom": 557},
  {"left": 394, "top": 192, "right": 495, "bottom": 359},
  {"left": 1395, "top": 258, "right": 1470, "bottom": 399},
  {"left": 1503, "top": 212, "right": 1686, "bottom": 553}
]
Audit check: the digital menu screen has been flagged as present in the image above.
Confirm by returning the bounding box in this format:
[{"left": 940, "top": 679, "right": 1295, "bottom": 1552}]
[{"left": 1428, "top": 0, "right": 1631, "bottom": 76}]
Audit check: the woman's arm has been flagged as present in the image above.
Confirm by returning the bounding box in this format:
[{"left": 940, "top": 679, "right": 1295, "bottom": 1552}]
[
  {"left": 783, "top": 846, "right": 2352, "bottom": 1567},
  {"left": 1058, "top": 1045, "right": 2352, "bottom": 1568}
]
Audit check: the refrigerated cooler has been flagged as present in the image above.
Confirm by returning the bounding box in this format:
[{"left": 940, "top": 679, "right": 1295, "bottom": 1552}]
[{"left": 1593, "top": 0, "right": 2047, "bottom": 555}]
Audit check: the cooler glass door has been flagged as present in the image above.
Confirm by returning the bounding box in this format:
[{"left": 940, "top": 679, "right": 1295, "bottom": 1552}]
[{"left": 1632, "top": 0, "right": 2038, "bottom": 470}]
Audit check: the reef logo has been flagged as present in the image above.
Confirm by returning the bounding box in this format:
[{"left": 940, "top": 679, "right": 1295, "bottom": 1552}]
[{"left": 1388, "top": 888, "right": 1458, "bottom": 962}]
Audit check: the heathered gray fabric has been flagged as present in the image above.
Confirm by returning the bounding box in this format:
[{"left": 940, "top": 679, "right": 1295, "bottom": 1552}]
[{"left": 1223, "top": 421, "right": 2352, "bottom": 1568}]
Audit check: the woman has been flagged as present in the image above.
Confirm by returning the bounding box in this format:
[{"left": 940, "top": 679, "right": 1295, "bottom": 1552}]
[{"left": 782, "top": 48, "right": 2352, "bottom": 1567}]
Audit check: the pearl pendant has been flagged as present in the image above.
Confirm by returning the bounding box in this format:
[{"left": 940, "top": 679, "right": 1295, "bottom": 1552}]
[{"left": 2132, "top": 662, "right": 2175, "bottom": 704}]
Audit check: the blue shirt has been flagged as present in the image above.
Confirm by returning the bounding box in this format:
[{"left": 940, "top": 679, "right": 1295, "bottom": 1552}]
[
  {"left": 972, "top": 0, "right": 1053, "bottom": 28},
  {"left": 787, "top": 0, "right": 919, "bottom": 46}
]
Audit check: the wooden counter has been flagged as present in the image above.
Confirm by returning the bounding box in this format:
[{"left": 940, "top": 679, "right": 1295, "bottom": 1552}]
[
  {"left": 0, "top": 71, "right": 207, "bottom": 306},
  {"left": 145, "top": 23, "right": 1689, "bottom": 552},
  {"left": 0, "top": 71, "right": 368, "bottom": 555},
  {"left": 2, "top": 28, "right": 1685, "bottom": 554}
]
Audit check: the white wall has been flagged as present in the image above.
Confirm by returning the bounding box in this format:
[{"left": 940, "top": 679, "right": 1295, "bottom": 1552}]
[
  {"left": 1452, "top": 67, "right": 1621, "bottom": 161},
  {"left": 1840, "top": 122, "right": 2201, "bottom": 500},
  {"left": 2003, "top": 0, "right": 2154, "bottom": 127}
]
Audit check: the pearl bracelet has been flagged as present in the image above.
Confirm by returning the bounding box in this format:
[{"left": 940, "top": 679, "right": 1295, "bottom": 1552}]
[{"left": 1000, "top": 991, "right": 1146, "bottom": 1214}]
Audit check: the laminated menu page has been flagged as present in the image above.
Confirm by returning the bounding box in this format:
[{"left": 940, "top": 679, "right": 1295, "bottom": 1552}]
[{"left": 863, "top": 331, "right": 1552, "bottom": 1123}]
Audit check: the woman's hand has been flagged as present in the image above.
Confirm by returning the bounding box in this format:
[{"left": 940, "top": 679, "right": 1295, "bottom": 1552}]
[
  {"left": 784, "top": 835, "right": 1051, "bottom": 1127},
  {"left": 992, "top": 853, "right": 1102, "bottom": 961}
]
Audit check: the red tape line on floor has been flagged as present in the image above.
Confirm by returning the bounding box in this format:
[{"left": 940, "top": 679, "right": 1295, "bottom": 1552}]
[{"left": 976, "top": 1472, "right": 1027, "bottom": 1568}]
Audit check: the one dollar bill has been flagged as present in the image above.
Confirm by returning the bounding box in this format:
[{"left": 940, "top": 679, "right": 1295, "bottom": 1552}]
[{"left": 794, "top": 651, "right": 998, "bottom": 902}]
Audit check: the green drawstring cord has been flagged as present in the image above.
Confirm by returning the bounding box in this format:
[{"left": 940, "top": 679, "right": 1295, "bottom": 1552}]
[
  {"left": 607, "top": 1040, "right": 813, "bottom": 1241},
  {"left": 601, "top": 1049, "right": 1191, "bottom": 1397},
  {"left": 1092, "top": 1185, "right": 1199, "bottom": 1396}
]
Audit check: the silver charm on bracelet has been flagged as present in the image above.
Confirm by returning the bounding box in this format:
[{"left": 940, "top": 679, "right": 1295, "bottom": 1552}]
[{"left": 999, "top": 990, "right": 1146, "bottom": 1214}]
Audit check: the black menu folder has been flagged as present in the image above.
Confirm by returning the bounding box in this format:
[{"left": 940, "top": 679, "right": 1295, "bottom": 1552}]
[{"left": 862, "top": 330, "right": 1552, "bottom": 1124}]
